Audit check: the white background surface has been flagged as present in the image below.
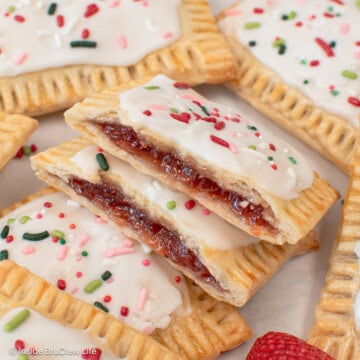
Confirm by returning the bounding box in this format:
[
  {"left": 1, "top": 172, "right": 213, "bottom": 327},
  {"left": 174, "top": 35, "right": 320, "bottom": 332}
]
[{"left": 0, "top": 1, "right": 349, "bottom": 358}]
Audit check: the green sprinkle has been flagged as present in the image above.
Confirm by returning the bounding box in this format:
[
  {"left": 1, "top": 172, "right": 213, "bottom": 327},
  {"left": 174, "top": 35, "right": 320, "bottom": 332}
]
[
  {"left": 0, "top": 250, "right": 9, "bottom": 261},
  {"left": 244, "top": 22, "right": 261, "bottom": 29},
  {"left": 248, "top": 145, "right": 257, "bottom": 150},
  {"left": 303, "top": 79, "right": 309, "bottom": 85},
  {"left": 7, "top": 6, "right": 16, "bottom": 13},
  {"left": 84, "top": 279, "right": 102, "bottom": 294},
  {"left": 342, "top": 70, "right": 358, "bottom": 80},
  {"left": 330, "top": 90, "right": 339, "bottom": 96},
  {"left": 23, "top": 231, "right": 49, "bottom": 241},
  {"left": 300, "top": 59, "right": 307, "bottom": 65},
  {"left": 170, "top": 107, "right": 179, "bottom": 113},
  {"left": 7, "top": 218, "right": 15, "bottom": 226},
  {"left": 47, "top": 2, "right": 57, "bottom": 15},
  {"left": 52, "top": 230, "right": 65, "bottom": 238},
  {"left": 357, "top": 0, "right": 360, "bottom": 10},
  {"left": 200, "top": 105, "right": 210, "bottom": 116},
  {"left": 288, "top": 157, "right": 297, "bottom": 164},
  {"left": 59, "top": 238, "right": 66, "bottom": 245},
  {"left": 248, "top": 40, "right": 257, "bottom": 47},
  {"left": 18, "top": 354, "right": 29, "bottom": 360},
  {"left": 94, "top": 301, "right": 109, "bottom": 313},
  {"left": 247, "top": 125, "right": 257, "bottom": 131},
  {"left": 167, "top": 200, "right": 177, "bottom": 210},
  {"left": 268, "top": 156, "right": 274, "bottom": 161},
  {"left": 101, "top": 271, "right": 112, "bottom": 281},
  {"left": 3, "top": 309, "right": 30, "bottom": 332},
  {"left": 330, "top": 41, "right": 336, "bottom": 48},
  {"left": 81, "top": 250, "right": 88, "bottom": 257},
  {"left": 272, "top": 39, "right": 285, "bottom": 48},
  {"left": 20, "top": 216, "right": 31, "bottom": 224},
  {"left": 278, "top": 44, "right": 287, "bottom": 55},
  {"left": 144, "top": 85, "right": 160, "bottom": 90},
  {"left": 1, "top": 225, "right": 9, "bottom": 239},
  {"left": 23, "top": 145, "right": 31, "bottom": 156},
  {"left": 70, "top": 40, "right": 97, "bottom": 48},
  {"left": 281, "top": 14, "right": 288, "bottom": 20},
  {"left": 288, "top": 11, "right": 297, "bottom": 20},
  {"left": 328, "top": 5, "right": 334, "bottom": 12},
  {"left": 96, "top": 153, "right": 110, "bottom": 171}
]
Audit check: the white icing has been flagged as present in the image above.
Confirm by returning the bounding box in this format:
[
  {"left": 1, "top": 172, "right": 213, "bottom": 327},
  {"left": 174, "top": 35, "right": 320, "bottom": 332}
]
[
  {"left": 218, "top": 0, "right": 360, "bottom": 127},
  {"left": 0, "top": 0, "right": 181, "bottom": 76},
  {"left": 0, "top": 307, "right": 118, "bottom": 360},
  {"left": 71, "top": 145, "right": 261, "bottom": 250},
  {"left": 0, "top": 193, "right": 190, "bottom": 334},
  {"left": 119, "top": 74, "right": 314, "bottom": 200}
]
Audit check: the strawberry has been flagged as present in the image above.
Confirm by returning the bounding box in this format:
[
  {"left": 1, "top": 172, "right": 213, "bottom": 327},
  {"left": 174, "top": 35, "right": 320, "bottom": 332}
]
[{"left": 246, "top": 332, "right": 334, "bottom": 360}]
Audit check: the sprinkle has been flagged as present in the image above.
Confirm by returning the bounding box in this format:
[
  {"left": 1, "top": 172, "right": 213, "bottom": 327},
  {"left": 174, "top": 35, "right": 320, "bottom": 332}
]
[
  {"left": 253, "top": 7, "right": 264, "bottom": 14},
  {"left": 224, "top": 8, "right": 241, "bottom": 16},
  {"left": 23, "top": 145, "right": 31, "bottom": 156},
  {"left": 44, "top": 202, "right": 53, "bottom": 208},
  {"left": 23, "top": 231, "right": 49, "bottom": 241},
  {"left": 101, "top": 270, "right": 112, "bottom": 281},
  {"left": 110, "top": 0, "right": 120, "bottom": 8},
  {"left": 248, "top": 40, "right": 257, "bottom": 47},
  {"left": 315, "top": 38, "right": 334, "bottom": 57},
  {"left": 162, "top": 30, "right": 173, "bottom": 39},
  {"left": 78, "top": 234, "right": 90, "bottom": 247},
  {"left": 84, "top": 3, "right": 99, "bottom": 18},
  {"left": 142, "top": 259, "right": 151, "bottom": 266},
  {"left": 6, "top": 235, "right": 14, "bottom": 243},
  {"left": 81, "top": 250, "right": 88, "bottom": 257},
  {"left": 271, "top": 164, "right": 278, "bottom": 170},
  {"left": 96, "top": 153, "right": 110, "bottom": 171},
  {"left": 76, "top": 271, "right": 83, "bottom": 278},
  {"left": 15, "top": 148, "right": 24, "bottom": 158},
  {"left": 52, "top": 230, "right": 65, "bottom": 238},
  {"left": 244, "top": 22, "right": 261, "bottom": 29},
  {"left": 14, "top": 52, "right": 28, "bottom": 66},
  {"left": 69, "top": 223, "right": 76, "bottom": 229},
  {"left": 70, "top": 40, "right": 97, "bottom": 48},
  {"left": 57, "top": 279, "right": 66, "bottom": 290},
  {"left": 56, "top": 14, "right": 64, "bottom": 27},
  {"left": 0, "top": 250, "right": 9, "bottom": 261},
  {"left": 173, "top": 82, "right": 190, "bottom": 89},
  {"left": 104, "top": 295, "right": 112, "bottom": 303},
  {"left": 214, "top": 121, "right": 225, "bottom": 130},
  {"left": 175, "top": 276, "right": 181, "bottom": 283},
  {"left": 136, "top": 288, "right": 149, "bottom": 311},
  {"left": 3, "top": 309, "right": 30, "bottom": 332},
  {"left": 47, "top": 3, "right": 57, "bottom": 15},
  {"left": 356, "top": 0, "right": 360, "bottom": 10},
  {"left": 167, "top": 200, "right": 177, "bottom": 210},
  {"left": 1, "top": 225, "right": 9, "bottom": 239},
  {"left": 185, "top": 199, "right": 196, "bottom": 210},
  {"left": 104, "top": 247, "right": 134, "bottom": 257},
  {"left": 144, "top": 85, "right": 160, "bottom": 90},
  {"left": 59, "top": 238, "right": 66, "bottom": 245},
  {"left": 57, "top": 245, "right": 68, "bottom": 260},
  {"left": 248, "top": 145, "right": 257, "bottom": 150},
  {"left": 117, "top": 35, "right": 128, "bottom": 49},
  {"left": 278, "top": 44, "right": 287, "bottom": 55},
  {"left": 170, "top": 112, "right": 191, "bottom": 124},
  {"left": 269, "top": 144, "right": 276, "bottom": 151},
  {"left": 120, "top": 306, "right": 129, "bottom": 316},
  {"left": 82, "top": 28, "right": 90, "bottom": 39},
  {"left": 310, "top": 60, "right": 320, "bottom": 67},
  {"left": 340, "top": 22, "right": 350, "bottom": 35},
  {"left": 143, "top": 110, "right": 152, "bottom": 116},
  {"left": 289, "top": 157, "right": 297, "bottom": 164},
  {"left": 348, "top": 97, "right": 360, "bottom": 107},
  {"left": 210, "top": 135, "right": 229, "bottom": 148},
  {"left": 84, "top": 279, "right": 102, "bottom": 294},
  {"left": 229, "top": 142, "right": 239, "bottom": 154},
  {"left": 342, "top": 70, "right": 358, "bottom": 80},
  {"left": 14, "top": 15, "right": 25, "bottom": 23},
  {"left": 203, "top": 209, "right": 210, "bottom": 215},
  {"left": 94, "top": 301, "right": 109, "bottom": 313},
  {"left": 14, "top": 339, "right": 25, "bottom": 351},
  {"left": 124, "top": 238, "right": 134, "bottom": 247},
  {"left": 22, "top": 246, "right": 36, "bottom": 255}
]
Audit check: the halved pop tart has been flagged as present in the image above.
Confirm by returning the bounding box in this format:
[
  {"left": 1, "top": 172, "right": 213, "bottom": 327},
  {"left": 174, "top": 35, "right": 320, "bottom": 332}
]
[
  {"left": 64, "top": 74, "right": 338, "bottom": 245},
  {"left": 0, "top": 188, "right": 251, "bottom": 359},
  {"left": 32, "top": 138, "right": 318, "bottom": 307}
]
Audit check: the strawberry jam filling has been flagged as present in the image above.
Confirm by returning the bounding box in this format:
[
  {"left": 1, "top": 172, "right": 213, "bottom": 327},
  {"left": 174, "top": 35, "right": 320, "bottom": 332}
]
[
  {"left": 68, "top": 177, "right": 222, "bottom": 290},
  {"left": 99, "top": 122, "right": 276, "bottom": 233}
]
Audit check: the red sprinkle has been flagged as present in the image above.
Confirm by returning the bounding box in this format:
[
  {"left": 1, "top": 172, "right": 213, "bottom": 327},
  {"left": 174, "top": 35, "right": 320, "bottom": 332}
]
[
  {"left": 14, "top": 15, "right": 25, "bottom": 22},
  {"left": 120, "top": 306, "right": 129, "bottom": 316},
  {"left": 348, "top": 97, "right": 360, "bottom": 107},
  {"left": 69, "top": 223, "right": 76, "bottom": 229},
  {"left": 143, "top": 110, "right": 152, "bottom": 116},
  {"left": 103, "top": 295, "right": 112, "bottom": 303},
  {"left": 6, "top": 235, "right": 14, "bottom": 243},
  {"left": 202, "top": 117, "right": 217, "bottom": 123},
  {"left": 253, "top": 7, "right": 264, "bottom": 14},
  {"left": 315, "top": 37, "right": 334, "bottom": 57},
  {"left": 214, "top": 121, "right": 225, "bottom": 130},
  {"left": 175, "top": 276, "right": 181, "bottom": 283},
  {"left": 82, "top": 28, "right": 90, "bottom": 39},
  {"left": 76, "top": 271, "right": 83, "bottom": 278},
  {"left": 210, "top": 135, "right": 229, "bottom": 148},
  {"left": 203, "top": 209, "right": 210, "bottom": 215},
  {"left": 56, "top": 15, "right": 64, "bottom": 27},
  {"left": 84, "top": 4, "right": 99, "bottom": 18},
  {"left": 15, "top": 147, "right": 24, "bottom": 158},
  {"left": 310, "top": 60, "right": 320, "bottom": 67},
  {"left": 356, "top": 41, "right": 360, "bottom": 46},
  {"left": 58, "top": 212, "right": 65, "bottom": 218},
  {"left": 271, "top": 164, "right": 278, "bottom": 170},
  {"left": 185, "top": 199, "right": 196, "bottom": 210},
  {"left": 323, "top": 12, "right": 335, "bottom": 18},
  {"left": 30, "top": 144, "right": 38, "bottom": 153},
  {"left": 57, "top": 279, "right": 66, "bottom": 290},
  {"left": 44, "top": 201, "right": 53, "bottom": 208},
  {"left": 173, "top": 82, "right": 190, "bottom": 89},
  {"left": 14, "top": 340, "right": 25, "bottom": 351},
  {"left": 52, "top": 237, "right": 59, "bottom": 243},
  {"left": 330, "top": 0, "right": 344, "bottom": 4},
  {"left": 255, "top": 132, "right": 261, "bottom": 138},
  {"left": 295, "top": 21, "right": 303, "bottom": 27},
  {"left": 170, "top": 112, "right": 191, "bottom": 124},
  {"left": 269, "top": 143, "right": 276, "bottom": 151}
]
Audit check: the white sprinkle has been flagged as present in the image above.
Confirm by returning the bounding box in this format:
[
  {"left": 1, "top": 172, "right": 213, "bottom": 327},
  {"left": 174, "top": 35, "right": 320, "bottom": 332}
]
[
  {"left": 141, "top": 244, "right": 152, "bottom": 254},
  {"left": 67, "top": 199, "right": 81, "bottom": 208},
  {"left": 151, "top": 180, "right": 162, "bottom": 191},
  {"left": 54, "top": 33, "right": 63, "bottom": 48},
  {"left": 63, "top": 16, "right": 79, "bottom": 35},
  {"left": 287, "top": 167, "right": 296, "bottom": 178},
  {"left": 37, "top": 29, "right": 52, "bottom": 38}
]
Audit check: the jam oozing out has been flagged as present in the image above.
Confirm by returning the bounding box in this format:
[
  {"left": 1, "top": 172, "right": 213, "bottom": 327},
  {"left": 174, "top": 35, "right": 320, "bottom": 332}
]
[
  {"left": 100, "top": 122, "right": 275, "bottom": 232},
  {"left": 68, "top": 177, "right": 222, "bottom": 290}
]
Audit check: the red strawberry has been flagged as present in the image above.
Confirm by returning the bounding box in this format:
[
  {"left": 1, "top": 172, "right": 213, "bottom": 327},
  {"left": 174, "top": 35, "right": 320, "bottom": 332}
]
[
  {"left": 246, "top": 332, "right": 334, "bottom": 360},
  {"left": 81, "top": 348, "right": 102, "bottom": 360}
]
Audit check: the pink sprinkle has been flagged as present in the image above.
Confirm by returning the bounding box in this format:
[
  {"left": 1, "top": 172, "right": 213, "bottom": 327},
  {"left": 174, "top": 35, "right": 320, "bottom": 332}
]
[
  {"left": 107, "top": 277, "right": 114, "bottom": 284},
  {"left": 77, "top": 234, "right": 90, "bottom": 247},
  {"left": 142, "top": 0, "right": 149, "bottom": 7},
  {"left": 14, "top": 52, "right": 28, "bottom": 66},
  {"left": 76, "top": 271, "right": 83, "bottom": 278},
  {"left": 179, "top": 93, "right": 203, "bottom": 102},
  {"left": 340, "top": 23, "right": 350, "bottom": 35},
  {"left": 329, "top": 84, "right": 335, "bottom": 90},
  {"left": 224, "top": 8, "right": 241, "bottom": 16},
  {"left": 136, "top": 288, "right": 149, "bottom": 311},
  {"left": 124, "top": 238, "right": 134, "bottom": 247},
  {"left": 117, "top": 35, "right": 128, "bottom": 49},
  {"left": 95, "top": 215, "right": 107, "bottom": 224},
  {"left": 36, "top": 213, "right": 43, "bottom": 219},
  {"left": 22, "top": 246, "right": 35, "bottom": 255},
  {"left": 110, "top": 0, "right": 120, "bottom": 7},
  {"left": 57, "top": 245, "right": 69, "bottom": 260},
  {"left": 142, "top": 259, "right": 151, "bottom": 266},
  {"left": 14, "top": 15, "right": 25, "bottom": 23},
  {"left": 147, "top": 104, "right": 168, "bottom": 111},
  {"left": 229, "top": 142, "right": 239, "bottom": 154},
  {"left": 71, "top": 288, "right": 79, "bottom": 295},
  {"left": 162, "top": 30, "right": 173, "bottom": 39},
  {"left": 203, "top": 209, "right": 210, "bottom": 215},
  {"left": 143, "top": 327, "right": 153, "bottom": 335},
  {"left": 354, "top": 52, "right": 360, "bottom": 59},
  {"left": 104, "top": 247, "right": 134, "bottom": 257}
]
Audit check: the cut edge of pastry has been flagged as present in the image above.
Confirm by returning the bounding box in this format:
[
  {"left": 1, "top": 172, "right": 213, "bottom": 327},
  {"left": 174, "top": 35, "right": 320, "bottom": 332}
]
[
  {"left": 0, "top": 186, "right": 252, "bottom": 359},
  {"left": 307, "top": 138, "right": 360, "bottom": 359},
  {"left": 0, "top": 0, "right": 237, "bottom": 116}
]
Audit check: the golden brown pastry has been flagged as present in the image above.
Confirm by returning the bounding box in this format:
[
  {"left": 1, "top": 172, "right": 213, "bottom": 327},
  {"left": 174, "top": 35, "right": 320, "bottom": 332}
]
[{"left": 63, "top": 74, "right": 339, "bottom": 245}]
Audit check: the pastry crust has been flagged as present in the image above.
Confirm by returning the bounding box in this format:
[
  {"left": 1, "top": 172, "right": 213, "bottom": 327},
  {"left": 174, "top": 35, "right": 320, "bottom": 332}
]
[
  {"left": 0, "top": 112, "right": 38, "bottom": 170},
  {"left": 63, "top": 77, "right": 339, "bottom": 245},
  {"left": 218, "top": 3, "right": 358, "bottom": 173},
  {"left": 0, "top": 0, "right": 237, "bottom": 116},
  {"left": 0, "top": 187, "right": 252, "bottom": 359},
  {"left": 307, "top": 140, "right": 360, "bottom": 359},
  {"left": 31, "top": 137, "right": 319, "bottom": 307}
]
